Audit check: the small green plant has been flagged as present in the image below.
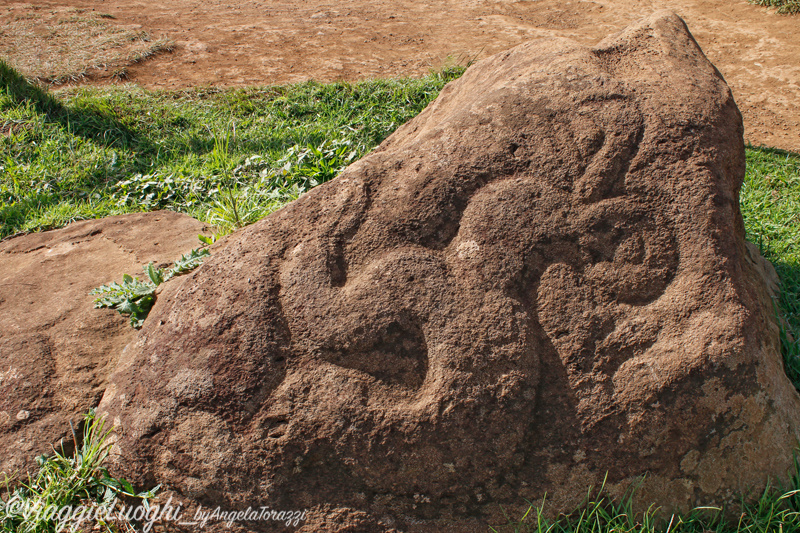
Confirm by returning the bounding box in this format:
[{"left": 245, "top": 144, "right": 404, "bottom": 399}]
[
  {"left": 111, "top": 172, "right": 214, "bottom": 211},
  {"left": 271, "top": 139, "right": 361, "bottom": 189},
  {"left": 197, "top": 233, "right": 218, "bottom": 246},
  {"left": 90, "top": 273, "right": 156, "bottom": 328},
  {"left": 204, "top": 182, "right": 302, "bottom": 235},
  {"left": 168, "top": 247, "right": 210, "bottom": 276},
  {"left": 90, "top": 247, "right": 210, "bottom": 327},
  {"left": 0, "top": 410, "right": 159, "bottom": 533}
]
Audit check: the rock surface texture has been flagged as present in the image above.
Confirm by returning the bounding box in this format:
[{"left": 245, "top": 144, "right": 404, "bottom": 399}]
[
  {"left": 97, "top": 12, "right": 800, "bottom": 532},
  {"left": 0, "top": 211, "right": 210, "bottom": 477}
]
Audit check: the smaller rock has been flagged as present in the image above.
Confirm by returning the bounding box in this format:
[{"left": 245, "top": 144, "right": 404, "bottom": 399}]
[{"left": 0, "top": 211, "right": 211, "bottom": 476}]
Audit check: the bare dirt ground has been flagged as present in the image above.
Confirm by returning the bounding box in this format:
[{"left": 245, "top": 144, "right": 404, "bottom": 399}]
[{"left": 5, "top": 0, "right": 800, "bottom": 152}]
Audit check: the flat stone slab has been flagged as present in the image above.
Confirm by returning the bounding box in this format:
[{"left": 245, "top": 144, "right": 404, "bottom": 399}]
[{"left": 0, "top": 211, "right": 210, "bottom": 476}]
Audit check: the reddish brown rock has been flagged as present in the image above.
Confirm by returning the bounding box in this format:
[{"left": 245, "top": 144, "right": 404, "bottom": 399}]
[
  {"left": 0, "top": 211, "right": 211, "bottom": 477},
  {"left": 97, "top": 12, "right": 800, "bottom": 532}
]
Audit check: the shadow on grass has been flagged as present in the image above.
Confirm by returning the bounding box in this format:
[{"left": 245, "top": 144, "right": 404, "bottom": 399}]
[
  {"left": 745, "top": 142, "right": 800, "bottom": 159},
  {"left": 0, "top": 59, "right": 150, "bottom": 153},
  {"left": 773, "top": 260, "right": 800, "bottom": 389}
]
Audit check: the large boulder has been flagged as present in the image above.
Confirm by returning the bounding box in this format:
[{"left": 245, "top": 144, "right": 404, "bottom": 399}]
[
  {"left": 0, "top": 211, "right": 211, "bottom": 477},
  {"left": 97, "top": 12, "right": 800, "bottom": 532}
]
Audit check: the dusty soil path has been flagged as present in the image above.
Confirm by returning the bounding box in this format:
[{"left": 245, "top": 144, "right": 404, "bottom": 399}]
[{"left": 16, "top": 0, "right": 800, "bottom": 152}]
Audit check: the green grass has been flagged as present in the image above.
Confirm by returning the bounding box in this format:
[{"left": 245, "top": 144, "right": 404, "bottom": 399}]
[
  {"left": 750, "top": 0, "right": 800, "bottom": 14},
  {"left": 2, "top": 61, "right": 800, "bottom": 532},
  {"left": 0, "top": 59, "right": 464, "bottom": 237},
  {"left": 740, "top": 147, "right": 800, "bottom": 386},
  {"left": 491, "top": 471, "right": 800, "bottom": 532},
  {"left": 1, "top": 410, "right": 158, "bottom": 532}
]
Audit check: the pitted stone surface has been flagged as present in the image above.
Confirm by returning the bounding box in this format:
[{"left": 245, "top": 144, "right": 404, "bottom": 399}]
[{"left": 96, "top": 13, "right": 800, "bottom": 532}]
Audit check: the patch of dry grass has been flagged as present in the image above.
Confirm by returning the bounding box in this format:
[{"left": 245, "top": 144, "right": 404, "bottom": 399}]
[
  {"left": 751, "top": 0, "right": 800, "bottom": 14},
  {"left": 0, "top": 4, "right": 173, "bottom": 84}
]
